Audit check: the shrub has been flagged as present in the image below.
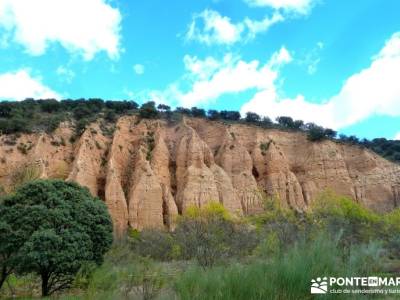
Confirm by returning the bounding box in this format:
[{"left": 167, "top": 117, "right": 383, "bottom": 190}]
[
  {"left": 259, "top": 141, "right": 271, "bottom": 155},
  {"left": 9, "top": 163, "right": 41, "bottom": 192},
  {"left": 120, "top": 257, "right": 165, "bottom": 300},
  {"left": 219, "top": 110, "right": 241, "bottom": 121},
  {"left": 139, "top": 101, "right": 159, "bottom": 119},
  {"left": 252, "top": 197, "right": 308, "bottom": 253},
  {"left": 173, "top": 234, "right": 384, "bottom": 300},
  {"left": 174, "top": 202, "right": 258, "bottom": 268},
  {"left": 50, "top": 161, "right": 70, "bottom": 179},
  {"left": 306, "top": 123, "right": 326, "bottom": 141},
  {"left": 310, "top": 190, "right": 382, "bottom": 247},
  {"left": 190, "top": 107, "right": 206, "bottom": 118},
  {"left": 207, "top": 109, "right": 220, "bottom": 120},
  {"left": 130, "top": 229, "right": 176, "bottom": 261},
  {"left": 157, "top": 104, "right": 171, "bottom": 112},
  {"left": 276, "top": 116, "right": 295, "bottom": 128},
  {"left": 245, "top": 112, "right": 260, "bottom": 123}
]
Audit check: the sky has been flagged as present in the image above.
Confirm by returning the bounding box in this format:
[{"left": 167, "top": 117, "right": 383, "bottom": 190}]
[{"left": 0, "top": 0, "right": 400, "bottom": 140}]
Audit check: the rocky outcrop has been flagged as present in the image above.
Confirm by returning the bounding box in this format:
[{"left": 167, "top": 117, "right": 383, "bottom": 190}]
[{"left": 1, "top": 116, "right": 399, "bottom": 236}]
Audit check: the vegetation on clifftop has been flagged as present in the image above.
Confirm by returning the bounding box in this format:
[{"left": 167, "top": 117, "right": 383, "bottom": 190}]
[{"left": 1, "top": 98, "right": 399, "bottom": 164}]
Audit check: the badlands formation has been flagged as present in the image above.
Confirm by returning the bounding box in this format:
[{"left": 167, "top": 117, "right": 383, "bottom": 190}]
[{"left": 1, "top": 116, "right": 399, "bottom": 235}]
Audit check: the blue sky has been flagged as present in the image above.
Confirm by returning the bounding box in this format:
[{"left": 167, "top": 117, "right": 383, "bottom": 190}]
[{"left": 0, "top": 0, "right": 400, "bottom": 140}]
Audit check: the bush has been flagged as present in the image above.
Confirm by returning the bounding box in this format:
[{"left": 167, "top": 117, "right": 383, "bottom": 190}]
[
  {"left": 174, "top": 202, "right": 258, "bottom": 268},
  {"left": 190, "top": 107, "right": 206, "bottom": 118},
  {"left": 306, "top": 123, "right": 326, "bottom": 141},
  {"left": 139, "top": 101, "right": 159, "bottom": 119},
  {"left": 120, "top": 257, "right": 166, "bottom": 300},
  {"left": 207, "top": 109, "right": 220, "bottom": 120},
  {"left": 130, "top": 229, "right": 176, "bottom": 261},
  {"left": 9, "top": 163, "right": 41, "bottom": 192},
  {"left": 252, "top": 197, "right": 308, "bottom": 253},
  {"left": 276, "top": 116, "right": 295, "bottom": 128},
  {"left": 173, "top": 234, "right": 384, "bottom": 300},
  {"left": 245, "top": 112, "right": 260, "bottom": 123},
  {"left": 310, "top": 190, "right": 382, "bottom": 247},
  {"left": 0, "top": 180, "right": 113, "bottom": 296}
]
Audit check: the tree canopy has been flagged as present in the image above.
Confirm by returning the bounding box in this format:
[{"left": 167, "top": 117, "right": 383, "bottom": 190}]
[{"left": 0, "top": 180, "right": 113, "bottom": 296}]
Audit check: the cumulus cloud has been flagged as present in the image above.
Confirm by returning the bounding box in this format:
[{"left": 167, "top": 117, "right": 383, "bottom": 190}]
[
  {"left": 144, "top": 47, "right": 291, "bottom": 108},
  {"left": 395, "top": 132, "right": 400, "bottom": 140},
  {"left": 133, "top": 64, "right": 145, "bottom": 75},
  {"left": 242, "top": 32, "right": 400, "bottom": 129},
  {"left": 179, "top": 48, "right": 291, "bottom": 108},
  {"left": 0, "top": 0, "right": 122, "bottom": 60},
  {"left": 244, "top": 0, "right": 315, "bottom": 14},
  {"left": 0, "top": 69, "right": 61, "bottom": 100},
  {"left": 186, "top": 10, "right": 244, "bottom": 45},
  {"left": 185, "top": 9, "right": 283, "bottom": 45}
]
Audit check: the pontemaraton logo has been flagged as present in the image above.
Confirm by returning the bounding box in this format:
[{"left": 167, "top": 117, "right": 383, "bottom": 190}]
[
  {"left": 311, "top": 277, "right": 328, "bottom": 294},
  {"left": 310, "top": 276, "right": 400, "bottom": 295}
]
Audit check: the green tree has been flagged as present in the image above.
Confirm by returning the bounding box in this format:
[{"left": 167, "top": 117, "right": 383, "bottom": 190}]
[
  {"left": 139, "top": 101, "right": 159, "bottom": 119},
  {"left": 276, "top": 116, "right": 295, "bottom": 128},
  {"left": 207, "top": 109, "right": 221, "bottom": 120},
  {"left": 0, "top": 180, "right": 113, "bottom": 296},
  {"left": 0, "top": 220, "right": 20, "bottom": 289},
  {"left": 306, "top": 123, "right": 326, "bottom": 141},
  {"left": 190, "top": 107, "right": 206, "bottom": 118},
  {"left": 219, "top": 110, "right": 241, "bottom": 121},
  {"left": 157, "top": 104, "right": 171, "bottom": 112},
  {"left": 245, "top": 112, "right": 261, "bottom": 123}
]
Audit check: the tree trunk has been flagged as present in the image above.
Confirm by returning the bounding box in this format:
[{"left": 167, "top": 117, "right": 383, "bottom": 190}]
[
  {"left": 41, "top": 272, "right": 50, "bottom": 297},
  {"left": 0, "top": 266, "right": 8, "bottom": 290}
]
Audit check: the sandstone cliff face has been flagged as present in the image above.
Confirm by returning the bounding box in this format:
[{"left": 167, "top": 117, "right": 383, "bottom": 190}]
[{"left": 1, "top": 116, "right": 399, "bottom": 235}]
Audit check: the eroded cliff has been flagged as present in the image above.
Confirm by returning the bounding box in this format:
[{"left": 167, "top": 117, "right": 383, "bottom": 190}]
[{"left": 1, "top": 116, "right": 399, "bottom": 235}]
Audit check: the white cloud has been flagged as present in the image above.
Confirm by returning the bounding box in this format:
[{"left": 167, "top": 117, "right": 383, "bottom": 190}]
[
  {"left": 244, "top": 0, "right": 315, "bottom": 14},
  {"left": 242, "top": 32, "right": 400, "bottom": 129},
  {"left": 186, "top": 10, "right": 244, "bottom": 45},
  {"left": 394, "top": 132, "right": 400, "bottom": 140},
  {"left": 185, "top": 9, "right": 283, "bottom": 45},
  {"left": 147, "top": 32, "right": 400, "bottom": 131},
  {"left": 244, "top": 12, "right": 284, "bottom": 40},
  {"left": 133, "top": 64, "right": 145, "bottom": 75},
  {"left": 144, "top": 47, "right": 291, "bottom": 108},
  {"left": 0, "top": 69, "right": 61, "bottom": 100},
  {"left": 0, "top": 0, "right": 122, "bottom": 60},
  {"left": 56, "top": 66, "right": 75, "bottom": 83}
]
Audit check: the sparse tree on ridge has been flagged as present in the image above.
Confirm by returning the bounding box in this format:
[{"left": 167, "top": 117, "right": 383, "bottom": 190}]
[
  {"left": 245, "top": 112, "right": 261, "bottom": 123},
  {"left": 139, "top": 101, "right": 159, "bottom": 119}
]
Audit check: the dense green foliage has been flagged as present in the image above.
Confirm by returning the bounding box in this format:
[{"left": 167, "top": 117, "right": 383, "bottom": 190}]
[
  {"left": 0, "top": 180, "right": 113, "bottom": 296},
  {"left": 1, "top": 98, "right": 398, "bottom": 163},
  {"left": 361, "top": 138, "right": 400, "bottom": 163},
  {"left": 0, "top": 98, "right": 138, "bottom": 135}
]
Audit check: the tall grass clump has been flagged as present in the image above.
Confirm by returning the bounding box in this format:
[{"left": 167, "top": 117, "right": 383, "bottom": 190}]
[{"left": 174, "top": 233, "right": 384, "bottom": 300}]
